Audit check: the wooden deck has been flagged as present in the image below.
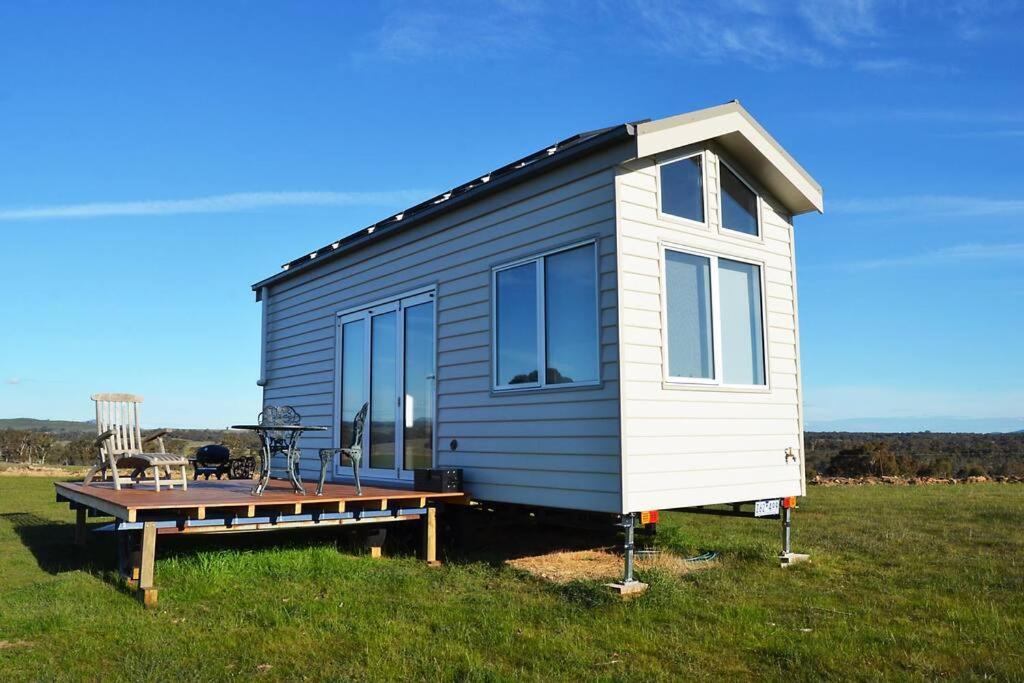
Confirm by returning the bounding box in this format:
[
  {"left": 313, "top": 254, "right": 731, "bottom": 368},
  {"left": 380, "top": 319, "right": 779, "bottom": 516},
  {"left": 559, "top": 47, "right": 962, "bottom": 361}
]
[
  {"left": 55, "top": 478, "right": 465, "bottom": 523},
  {"left": 55, "top": 478, "right": 463, "bottom": 607}
]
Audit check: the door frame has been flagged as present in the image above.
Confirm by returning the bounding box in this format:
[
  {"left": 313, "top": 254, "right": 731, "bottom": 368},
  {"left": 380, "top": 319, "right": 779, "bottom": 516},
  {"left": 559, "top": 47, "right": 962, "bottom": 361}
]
[{"left": 332, "top": 286, "right": 437, "bottom": 485}]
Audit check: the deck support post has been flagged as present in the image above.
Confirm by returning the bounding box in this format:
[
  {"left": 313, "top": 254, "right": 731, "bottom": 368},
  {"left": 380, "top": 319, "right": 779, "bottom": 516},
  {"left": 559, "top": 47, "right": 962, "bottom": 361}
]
[
  {"left": 422, "top": 505, "right": 439, "bottom": 567},
  {"left": 606, "top": 513, "right": 648, "bottom": 597},
  {"left": 779, "top": 502, "right": 809, "bottom": 568},
  {"left": 74, "top": 507, "right": 88, "bottom": 547},
  {"left": 366, "top": 529, "right": 386, "bottom": 559},
  {"left": 118, "top": 525, "right": 158, "bottom": 606}
]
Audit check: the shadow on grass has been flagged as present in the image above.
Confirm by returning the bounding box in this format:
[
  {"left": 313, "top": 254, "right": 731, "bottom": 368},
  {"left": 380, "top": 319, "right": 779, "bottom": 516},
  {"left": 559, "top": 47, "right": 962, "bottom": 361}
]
[
  {"left": 0, "top": 512, "right": 117, "bottom": 576},
  {"left": 441, "top": 507, "right": 621, "bottom": 567},
  {"left": 2, "top": 505, "right": 630, "bottom": 608}
]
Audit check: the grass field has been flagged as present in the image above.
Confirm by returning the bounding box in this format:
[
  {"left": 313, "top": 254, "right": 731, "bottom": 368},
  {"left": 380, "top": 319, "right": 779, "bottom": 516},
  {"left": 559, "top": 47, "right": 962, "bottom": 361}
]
[{"left": 1, "top": 477, "right": 1021, "bottom": 681}]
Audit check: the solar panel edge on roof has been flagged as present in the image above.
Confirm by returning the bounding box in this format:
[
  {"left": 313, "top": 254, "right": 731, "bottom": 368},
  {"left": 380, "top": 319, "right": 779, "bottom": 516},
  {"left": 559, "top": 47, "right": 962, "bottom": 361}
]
[{"left": 253, "top": 122, "right": 637, "bottom": 291}]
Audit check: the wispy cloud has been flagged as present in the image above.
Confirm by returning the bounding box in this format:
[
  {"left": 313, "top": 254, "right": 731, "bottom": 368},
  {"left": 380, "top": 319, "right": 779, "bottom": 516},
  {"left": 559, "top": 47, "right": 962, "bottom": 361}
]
[
  {"left": 831, "top": 194, "right": 1024, "bottom": 217},
  {"left": 355, "top": 1, "right": 550, "bottom": 63},
  {"left": 853, "top": 57, "right": 961, "bottom": 75},
  {"left": 0, "top": 190, "right": 429, "bottom": 222},
  {"left": 356, "top": 1, "right": 1015, "bottom": 74},
  {"left": 837, "top": 242, "right": 1024, "bottom": 271},
  {"left": 4, "top": 378, "right": 20, "bottom": 385},
  {"left": 797, "top": 0, "right": 881, "bottom": 47},
  {"left": 632, "top": 1, "right": 826, "bottom": 68}
]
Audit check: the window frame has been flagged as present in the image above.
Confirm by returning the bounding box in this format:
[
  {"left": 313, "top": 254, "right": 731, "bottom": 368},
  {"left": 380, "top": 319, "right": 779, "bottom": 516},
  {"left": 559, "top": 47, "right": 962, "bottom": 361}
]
[
  {"left": 491, "top": 239, "right": 602, "bottom": 392},
  {"left": 655, "top": 150, "right": 710, "bottom": 230},
  {"left": 717, "top": 157, "right": 763, "bottom": 241},
  {"left": 660, "top": 242, "right": 770, "bottom": 390}
]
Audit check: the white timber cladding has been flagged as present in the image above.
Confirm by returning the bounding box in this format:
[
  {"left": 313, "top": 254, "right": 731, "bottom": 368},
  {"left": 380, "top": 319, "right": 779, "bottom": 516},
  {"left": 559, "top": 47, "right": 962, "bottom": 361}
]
[
  {"left": 616, "top": 140, "right": 806, "bottom": 513},
  {"left": 261, "top": 141, "right": 630, "bottom": 513}
]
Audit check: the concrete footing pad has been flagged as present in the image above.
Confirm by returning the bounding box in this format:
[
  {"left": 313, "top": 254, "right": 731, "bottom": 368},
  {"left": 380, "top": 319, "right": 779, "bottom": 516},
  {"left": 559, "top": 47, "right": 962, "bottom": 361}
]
[
  {"left": 779, "top": 552, "right": 810, "bottom": 568},
  {"left": 605, "top": 581, "right": 649, "bottom": 598}
]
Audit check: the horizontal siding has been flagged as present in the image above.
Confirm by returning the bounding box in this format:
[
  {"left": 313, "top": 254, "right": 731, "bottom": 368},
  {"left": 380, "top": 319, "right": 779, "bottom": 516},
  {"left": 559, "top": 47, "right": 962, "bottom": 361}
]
[
  {"left": 262, "top": 141, "right": 631, "bottom": 513},
  {"left": 617, "top": 143, "right": 804, "bottom": 512}
]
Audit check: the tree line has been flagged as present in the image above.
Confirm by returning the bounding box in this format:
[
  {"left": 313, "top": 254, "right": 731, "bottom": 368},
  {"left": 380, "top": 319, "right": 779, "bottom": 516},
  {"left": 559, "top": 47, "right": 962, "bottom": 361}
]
[
  {"left": 805, "top": 431, "right": 1024, "bottom": 478},
  {"left": 2, "top": 426, "right": 1021, "bottom": 476},
  {"left": 0, "top": 428, "right": 261, "bottom": 466}
]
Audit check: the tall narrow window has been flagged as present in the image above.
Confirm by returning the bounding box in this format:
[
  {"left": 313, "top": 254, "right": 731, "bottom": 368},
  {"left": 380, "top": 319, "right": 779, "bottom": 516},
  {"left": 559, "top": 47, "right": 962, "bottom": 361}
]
[
  {"left": 664, "top": 249, "right": 766, "bottom": 386},
  {"left": 403, "top": 301, "right": 434, "bottom": 471},
  {"left": 495, "top": 262, "right": 538, "bottom": 386},
  {"left": 719, "top": 259, "right": 765, "bottom": 384},
  {"left": 338, "top": 319, "right": 366, "bottom": 464},
  {"left": 369, "top": 311, "right": 397, "bottom": 469},
  {"left": 720, "top": 163, "right": 759, "bottom": 236},
  {"left": 493, "top": 242, "right": 599, "bottom": 390},
  {"left": 660, "top": 154, "right": 705, "bottom": 223},
  {"left": 545, "top": 244, "right": 599, "bottom": 384},
  {"left": 665, "top": 251, "right": 714, "bottom": 379}
]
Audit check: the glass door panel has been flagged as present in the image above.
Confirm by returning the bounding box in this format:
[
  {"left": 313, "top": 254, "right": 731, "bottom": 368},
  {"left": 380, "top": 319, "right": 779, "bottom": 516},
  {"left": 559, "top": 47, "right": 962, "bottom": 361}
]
[
  {"left": 369, "top": 310, "right": 398, "bottom": 471},
  {"left": 338, "top": 319, "right": 366, "bottom": 466},
  {"left": 403, "top": 301, "right": 434, "bottom": 471}
]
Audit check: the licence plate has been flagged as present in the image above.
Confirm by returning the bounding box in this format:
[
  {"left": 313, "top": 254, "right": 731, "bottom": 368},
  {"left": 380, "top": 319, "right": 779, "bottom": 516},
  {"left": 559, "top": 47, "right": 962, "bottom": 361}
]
[{"left": 754, "top": 499, "right": 780, "bottom": 517}]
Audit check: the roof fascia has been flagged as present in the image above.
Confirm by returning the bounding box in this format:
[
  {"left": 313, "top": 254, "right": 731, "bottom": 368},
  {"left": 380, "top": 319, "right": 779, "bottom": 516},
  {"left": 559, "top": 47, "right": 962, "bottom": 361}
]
[{"left": 635, "top": 102, "right": 824, "bottom": 215}]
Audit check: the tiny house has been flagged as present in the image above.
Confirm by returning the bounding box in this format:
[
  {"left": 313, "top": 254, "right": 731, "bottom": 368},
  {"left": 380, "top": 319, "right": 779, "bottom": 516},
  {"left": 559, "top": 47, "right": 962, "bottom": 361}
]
[{"left": 251, "top": 101, "right": 822, "bottom": 521}]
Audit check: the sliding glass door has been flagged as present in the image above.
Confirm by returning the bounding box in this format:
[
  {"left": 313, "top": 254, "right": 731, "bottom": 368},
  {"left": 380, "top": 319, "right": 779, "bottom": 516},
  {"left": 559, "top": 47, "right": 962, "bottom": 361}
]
[{"left": 336, "top": 291, "right": 435, "bottom": 481}]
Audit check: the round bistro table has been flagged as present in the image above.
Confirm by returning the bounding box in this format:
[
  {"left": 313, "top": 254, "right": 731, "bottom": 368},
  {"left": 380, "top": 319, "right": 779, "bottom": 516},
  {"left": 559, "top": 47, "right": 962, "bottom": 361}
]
[{"left": 230, "top": 424, "right": 328, "bottom": 496}]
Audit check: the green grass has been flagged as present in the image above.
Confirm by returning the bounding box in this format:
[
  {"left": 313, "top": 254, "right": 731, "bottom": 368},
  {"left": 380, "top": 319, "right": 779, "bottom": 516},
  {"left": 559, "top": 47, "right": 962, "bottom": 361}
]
[{"left": 1, "top": 477, "right": 1021, "bottom": 682}]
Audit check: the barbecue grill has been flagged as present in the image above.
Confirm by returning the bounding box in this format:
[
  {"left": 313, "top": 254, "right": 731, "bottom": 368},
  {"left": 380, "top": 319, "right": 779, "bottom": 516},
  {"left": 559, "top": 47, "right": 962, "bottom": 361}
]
[{"left": 189, "top": 444, "right": 256, "bottom": 480}]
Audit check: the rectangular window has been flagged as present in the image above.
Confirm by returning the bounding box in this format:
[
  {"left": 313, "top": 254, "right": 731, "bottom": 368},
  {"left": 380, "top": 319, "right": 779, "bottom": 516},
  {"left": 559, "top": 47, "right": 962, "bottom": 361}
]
[
  {"left": 494, "top": 242, "right": 599, "bottom": 390},
  {"left": 495, "top": 262, "right": 538, "bottom": 386},
  {"left": 665, "top": 251, "right": 714, "bottom": 379},
  {"left": 720, "top": 162, "right": 759, "bottom": 236},
  {"left": 718, "top": 259, "right": 765, "bottom": 384},
  {"left": 664, "top": 247, "right": 766, "bottom": 386},
  {"left": 659, "top": 154, "right": 705, "bottom": 224}
]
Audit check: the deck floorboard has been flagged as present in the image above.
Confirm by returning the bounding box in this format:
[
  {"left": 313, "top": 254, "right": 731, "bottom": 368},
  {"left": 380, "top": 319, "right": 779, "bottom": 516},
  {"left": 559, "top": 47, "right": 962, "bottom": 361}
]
[{"left": 56, "top": 479, "right": 463, "bottom": 521}]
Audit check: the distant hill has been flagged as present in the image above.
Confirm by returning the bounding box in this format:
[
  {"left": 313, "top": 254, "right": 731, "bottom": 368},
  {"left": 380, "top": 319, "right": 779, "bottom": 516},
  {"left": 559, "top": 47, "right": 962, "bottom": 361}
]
[{"left": 0, "top": 418, "right": 95, "bottom": 434}]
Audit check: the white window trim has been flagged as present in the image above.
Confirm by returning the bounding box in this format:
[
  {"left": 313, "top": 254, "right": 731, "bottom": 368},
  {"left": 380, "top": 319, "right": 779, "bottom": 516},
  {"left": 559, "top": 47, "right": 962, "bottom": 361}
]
[
  {"left": 491, "top": 239, "right": 601, "bottom": 392},
  {"left": 660, "top": 242, "right": 770, "bottom": 390},
  {"left": 654, "top": 150, "right": 710, "bottom": 230},
  {"left": 717, "top": 157, "right": 764, "bottom": 242}
]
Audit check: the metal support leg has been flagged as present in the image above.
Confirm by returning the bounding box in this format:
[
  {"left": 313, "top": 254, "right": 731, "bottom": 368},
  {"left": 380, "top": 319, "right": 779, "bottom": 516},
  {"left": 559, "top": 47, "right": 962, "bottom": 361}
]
[
  {"left": 623, "top": 513, "right": 636, "bottom": 584},
  {"left": 782, "top": 506, "right": 792, "bottom": 555},
  {"left": 316, "top": 451, "right": 330, "bottom": 496},
  {"left": 606, "top": 514, "right": 648, "bottom": 596},
  {"left": 252, "top": 442, "right": 272, "bottom": 495},
  {"left": 286, "top": 447, "right": 306, "bottom": 495},
  {"left": 351, "top": 452, "right": 362, "bottom": 496},
  {"left": 779, "top": 501, "right": 809, "bottom": 568}
]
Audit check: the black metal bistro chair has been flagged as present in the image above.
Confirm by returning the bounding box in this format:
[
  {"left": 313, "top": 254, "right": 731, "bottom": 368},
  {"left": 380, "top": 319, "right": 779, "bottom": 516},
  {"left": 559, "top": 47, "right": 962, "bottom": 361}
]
[{"left": 317, "top": 402, "right": 368, "bottom": 496}]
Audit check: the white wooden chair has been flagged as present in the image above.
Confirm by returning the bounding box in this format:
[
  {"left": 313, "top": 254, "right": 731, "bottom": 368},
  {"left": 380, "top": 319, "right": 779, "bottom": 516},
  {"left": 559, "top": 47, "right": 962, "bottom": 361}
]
[{"left": 83, "top": 393, "right": 189, "bottom": 491}]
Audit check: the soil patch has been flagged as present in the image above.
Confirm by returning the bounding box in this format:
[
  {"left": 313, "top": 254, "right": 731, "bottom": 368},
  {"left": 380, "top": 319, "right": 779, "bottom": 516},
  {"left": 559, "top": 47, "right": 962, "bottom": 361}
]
[{"left": 507, "top": 548, "right": 715, "bottom": 583}]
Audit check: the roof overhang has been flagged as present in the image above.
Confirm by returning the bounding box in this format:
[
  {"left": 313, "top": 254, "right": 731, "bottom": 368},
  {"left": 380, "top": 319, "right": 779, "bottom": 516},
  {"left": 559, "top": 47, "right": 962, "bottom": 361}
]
[{"left": 635, "top": 101, "right": 823, "bottom": 216}]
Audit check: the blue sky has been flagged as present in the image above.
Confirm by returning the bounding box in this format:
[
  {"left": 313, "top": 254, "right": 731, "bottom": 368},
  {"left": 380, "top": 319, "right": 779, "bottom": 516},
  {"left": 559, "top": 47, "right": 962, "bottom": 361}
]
[{"left": 1, "top": 1, "right": 1021, "bottom": 431}]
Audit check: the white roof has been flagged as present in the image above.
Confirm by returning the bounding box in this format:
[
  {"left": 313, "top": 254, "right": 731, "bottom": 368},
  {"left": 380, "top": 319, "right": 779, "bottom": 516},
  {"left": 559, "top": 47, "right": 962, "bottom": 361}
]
[{"left": 637, "top": 101, "right": 823, "bottom": 215}]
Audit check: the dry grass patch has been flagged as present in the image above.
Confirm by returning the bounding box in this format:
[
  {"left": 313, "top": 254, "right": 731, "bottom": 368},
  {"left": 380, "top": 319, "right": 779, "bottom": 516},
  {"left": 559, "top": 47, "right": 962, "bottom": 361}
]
[
  {"left": 0, "top": 464, "right": 85, "bottom": 477},
  {"left": 506, "top": 548, "right": 715, "bottom": 584}
]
